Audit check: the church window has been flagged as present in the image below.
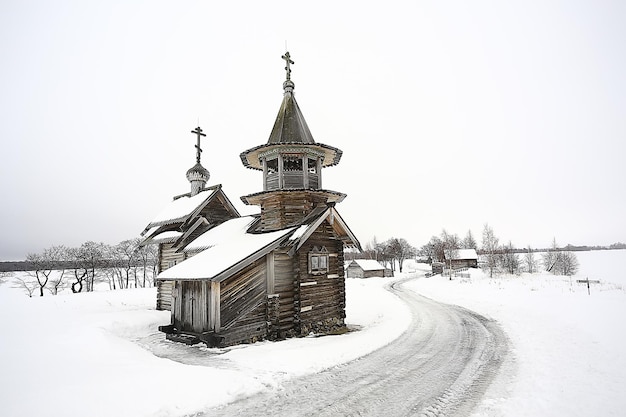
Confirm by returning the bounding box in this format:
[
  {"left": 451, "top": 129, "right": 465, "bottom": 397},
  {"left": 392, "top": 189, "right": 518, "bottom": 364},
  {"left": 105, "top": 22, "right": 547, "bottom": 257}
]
[
  {"left": 308, "top": 157, "right": 317, "bottom": 173},
  {"left": 266, "top": 157, "right": 278, "bottom": 173},
  {"left": 308, "top": 246, "right": 329, "bottom": 275},
  {"left": 283, "top": 154, "right": 303, "bottom": 171}
]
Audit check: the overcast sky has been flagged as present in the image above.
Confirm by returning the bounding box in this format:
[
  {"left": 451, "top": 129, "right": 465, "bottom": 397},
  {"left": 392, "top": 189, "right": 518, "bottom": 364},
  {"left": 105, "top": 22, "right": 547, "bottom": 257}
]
[{"left": 1, "top": 1, "right": 625, "bottom": 260}]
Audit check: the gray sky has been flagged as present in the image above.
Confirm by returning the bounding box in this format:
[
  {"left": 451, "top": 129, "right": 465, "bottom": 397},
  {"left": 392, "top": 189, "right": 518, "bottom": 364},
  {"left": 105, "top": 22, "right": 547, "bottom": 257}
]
[{"left": 1, "top": 1, "right": 625, "bottom": 260}]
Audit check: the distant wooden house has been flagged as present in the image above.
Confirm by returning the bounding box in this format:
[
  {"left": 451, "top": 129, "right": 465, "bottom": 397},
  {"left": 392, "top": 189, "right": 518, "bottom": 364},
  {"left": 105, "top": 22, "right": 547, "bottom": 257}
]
[
  {"left": 346, "top": 259, "right": 389, "bottom": 278},
  {"left": 148, "top": 52, "right": 361, "bottom": 347},
  {"left": 444, "top": 249, "right": 479, "bottom": 269}
]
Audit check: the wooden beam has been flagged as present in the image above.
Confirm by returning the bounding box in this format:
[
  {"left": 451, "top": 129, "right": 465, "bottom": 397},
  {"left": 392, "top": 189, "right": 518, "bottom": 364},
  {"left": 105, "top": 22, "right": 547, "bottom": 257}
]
[
  {"left": 209, "top": 281, "right": 221, "bottom": 332},
  {"left": 262, "top": 158, "right": 268, "bottom": 192},
  {"left": 302, "top": 155, "right": 308, "bottom": 189},
  {"left": 266, "top": 253, "right": 275, "bottom": 294}
]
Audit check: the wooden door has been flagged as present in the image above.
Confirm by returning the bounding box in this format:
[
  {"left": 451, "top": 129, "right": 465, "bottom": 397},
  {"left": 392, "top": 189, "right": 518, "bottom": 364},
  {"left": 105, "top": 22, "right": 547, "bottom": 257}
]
[{"left": 180, "top": 281, "right": 208, "bottom": 333}]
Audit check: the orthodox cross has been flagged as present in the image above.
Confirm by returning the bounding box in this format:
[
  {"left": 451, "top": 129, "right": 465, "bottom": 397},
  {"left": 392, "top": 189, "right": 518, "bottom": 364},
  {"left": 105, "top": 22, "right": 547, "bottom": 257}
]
[
  {"left": 282, "top": 51, "right": 294, "bottom": 81},
  {"left": 191, "top": 126, "right": 206, "bottom": 164}
]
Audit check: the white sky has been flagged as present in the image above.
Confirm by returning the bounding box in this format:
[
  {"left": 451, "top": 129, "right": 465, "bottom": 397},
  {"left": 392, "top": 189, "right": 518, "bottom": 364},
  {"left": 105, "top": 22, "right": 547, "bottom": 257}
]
[{"left": 1, "top": 1, "right": 625, "bottom": 260}]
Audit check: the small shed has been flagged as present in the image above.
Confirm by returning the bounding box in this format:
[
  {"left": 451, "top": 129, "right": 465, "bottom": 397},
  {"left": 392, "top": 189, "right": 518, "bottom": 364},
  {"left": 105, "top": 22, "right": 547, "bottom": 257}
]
[
  {"left": 445, "top": 249, "right": 479, "bottom": 269},
  {"left": 346, "top": 259, "right": 388, "bottom": 278}
]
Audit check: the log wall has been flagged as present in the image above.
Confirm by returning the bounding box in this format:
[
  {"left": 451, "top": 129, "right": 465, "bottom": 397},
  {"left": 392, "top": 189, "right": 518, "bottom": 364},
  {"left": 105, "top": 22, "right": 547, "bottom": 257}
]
[
  {"left": 219, "top": 257, "right": 267, "bottom": 334},
  {"left": 294, "top": 221, "right": 346, "bottom": 336},
  {"left": 272, "top": 248, "right": 297, "bottom": 337},
  {"left": 156, "top": 243, "right": 186, "bottom": 310},
  {"left": 256, "top": 191, "right": 328, "bottom": 232}
]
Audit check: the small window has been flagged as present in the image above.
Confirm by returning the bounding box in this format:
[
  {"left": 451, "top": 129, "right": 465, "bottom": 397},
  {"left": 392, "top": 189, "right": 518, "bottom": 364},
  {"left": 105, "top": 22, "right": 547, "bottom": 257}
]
[
  {"left": 266, "top": 157, "right": 278, "bottom": 174},
  {"left": 308, "top": 157, "right": 317, "bottom": 174},
  {"left": 311, "top": 255, "right": 319, "bottom": 270},
  {"left": 284, "top": 155, "right": 303, "bottom": 171},
  {"left": 308, "top": 246, "right": 329, "bottom": 275}
]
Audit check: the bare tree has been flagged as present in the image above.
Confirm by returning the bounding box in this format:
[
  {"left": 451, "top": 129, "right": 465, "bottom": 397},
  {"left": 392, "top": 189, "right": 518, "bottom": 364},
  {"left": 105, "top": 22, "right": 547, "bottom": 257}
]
[
  {"left": 25, "top": 247, "right": 65, "bottom": 297},
  {"left": 79, "top": 241, "right": 105, "bottom": 292},
  {"left": 100, "top": 244, "right": 121, "bottom": 290},
  {"left": 68, "top": 243, "right": 105, "bottom": 293},
  {"left": 103, "top": 243, "right": 124, "bottom": 289},
  {"left": 117, "top": 239, "right": 139, "bottom": 288},
  {"left": 542, "top": 238, "right": 579, "bottom": 276},
  {"left": 362, "top": 237, "right": 379, "bottom": 261},
  {"left": 14, "top": 275, "right": 38, "bottom": 297},
  {"left": 375, "top": 240, "right": 394, "bottom": 270},
  {"left": 68, "top": 247, "right": 88, "bottom": 293},
  {"left": 136, "top": 242, "right": 158, "bottom": 287},
  {"left": 462, "top": 229, "right": 477, "bottom": 249},
  {"left": 542, "top": 238, "right": 560, "bottom": 273},
  {"left": 0, "top": 271, "right": 11, "bottom": 285},
  {"left": 559, "top": 251, "right": 579, "bottom": 276},
  {"left": 421, "top": 236, "right": 444, "bottom": 263},
  {"left": 441, "top": 230, "right": 460, "bottom": 279},
  {"left": 501, "top": 241, "right": 520, "bottom": 275},
  {"left": 47, "top": 245, "right": 70, "bottom": 295},
  {"left": 523, "top": 246, "right": 538, "bottom": 274},
  {"left": 385, "top": 238, "right": 416, "bottom": 273},
  {"left": 481, "top": 223, "right": 500, "bottom": 278}
]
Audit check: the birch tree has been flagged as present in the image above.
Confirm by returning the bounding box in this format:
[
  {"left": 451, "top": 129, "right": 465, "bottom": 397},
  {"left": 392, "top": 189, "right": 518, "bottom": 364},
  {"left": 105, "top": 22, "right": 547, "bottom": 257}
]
[
  {"left": 523, "top": 246, "right": 538, "bottom": 274},
  {"left": 481, "top": 224, "right": 500, "bottom": 278},
  {"left": 137, "top": 242, "right": 158, "bottom": 287},
  {"left": 441, "top": 230, "right": 460, "bottom": 279},
  {"left": 542, "top": 238, "right": 560, "bottom": 273},
  {"left": 501, "top": 241, "right": 520, "bottom": 275}
]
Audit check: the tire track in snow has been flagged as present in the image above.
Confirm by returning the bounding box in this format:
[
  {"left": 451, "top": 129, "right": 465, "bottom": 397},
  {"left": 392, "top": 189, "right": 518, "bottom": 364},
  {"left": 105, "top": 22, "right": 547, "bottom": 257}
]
[{"left": 193, "top": 274, "right": 510, "bottom": 416}]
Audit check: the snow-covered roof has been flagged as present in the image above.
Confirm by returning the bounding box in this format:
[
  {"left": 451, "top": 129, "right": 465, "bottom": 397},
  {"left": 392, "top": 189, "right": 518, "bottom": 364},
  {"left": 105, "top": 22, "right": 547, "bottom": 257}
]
[
  {"left": 150, "top": 230, "right": 183, "bottom": 243},
  {"left": 448, "top": 249, "right": 478, "bottom": 260},
  {"left": 183, "top": 216, "right": 259, "bottom": 252},
  {"left": 145, "top": 188, "right": 215, "bottom": 229},
  {"left": 286, "top": 206, "right": 361, "bottom": 254},
  {"left": 350, "top": 259, "right": 385, "bottom": 271},
  {"left": 158, "top": 216, "right": 296, "bottom": 281}
]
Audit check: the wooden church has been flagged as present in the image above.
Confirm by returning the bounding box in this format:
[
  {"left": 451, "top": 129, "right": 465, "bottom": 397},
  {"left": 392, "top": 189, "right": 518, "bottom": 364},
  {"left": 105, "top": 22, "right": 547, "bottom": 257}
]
[{"left": 141, "top": 52, "right": 361, "bottom": 347}]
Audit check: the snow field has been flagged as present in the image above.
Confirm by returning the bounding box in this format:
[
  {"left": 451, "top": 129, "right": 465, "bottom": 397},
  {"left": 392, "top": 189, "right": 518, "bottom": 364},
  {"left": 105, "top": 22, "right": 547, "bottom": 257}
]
[
  {"left": 0, "top": 275, "right": 410, "bottom": 417},
  {"left": 1, "top": 249, "right": 624, "bottom": 417},
  {"left": 407, "top": 265, "right": 626, "bottom": 417}
]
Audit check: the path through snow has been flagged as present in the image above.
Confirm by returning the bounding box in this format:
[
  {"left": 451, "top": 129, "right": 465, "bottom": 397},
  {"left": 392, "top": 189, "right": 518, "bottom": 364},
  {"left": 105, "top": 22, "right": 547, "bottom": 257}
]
[{"left": 193, "top": 274, "right": 510, "bottom": 417}]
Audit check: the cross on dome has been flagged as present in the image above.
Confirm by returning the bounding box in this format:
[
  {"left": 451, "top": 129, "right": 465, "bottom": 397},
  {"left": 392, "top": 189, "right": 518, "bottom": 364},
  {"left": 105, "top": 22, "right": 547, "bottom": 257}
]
[
  {"left": 191, "top": 126, "right": 206, "bottom": 164},
  {"left": 281, "top": 52, "right": 294, "bottom": 81}
]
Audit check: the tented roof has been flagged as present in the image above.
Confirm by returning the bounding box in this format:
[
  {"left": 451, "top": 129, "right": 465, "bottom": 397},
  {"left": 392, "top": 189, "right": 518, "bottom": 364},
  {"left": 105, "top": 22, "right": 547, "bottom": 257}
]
[{"left": 239, "top": 79, "right": 342, "bottom": 170}]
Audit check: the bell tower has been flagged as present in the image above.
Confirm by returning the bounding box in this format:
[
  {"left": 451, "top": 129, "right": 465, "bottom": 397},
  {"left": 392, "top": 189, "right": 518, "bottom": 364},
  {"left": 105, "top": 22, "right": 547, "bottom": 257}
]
[{"left": 240, "top": 52, "right": 346, "bottom": 232}]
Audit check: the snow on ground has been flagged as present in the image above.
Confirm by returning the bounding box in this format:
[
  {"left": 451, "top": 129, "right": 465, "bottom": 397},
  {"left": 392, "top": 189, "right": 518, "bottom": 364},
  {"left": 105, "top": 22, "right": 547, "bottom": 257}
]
[
  {"left": 406, "top": 250, "right": 626, "bottom": 417},
  {"left": 0, "top": 274, "right": 409, "bottom": 417},
  {"left": 1, "top": 249, "right": 625, "bottom": 417}
]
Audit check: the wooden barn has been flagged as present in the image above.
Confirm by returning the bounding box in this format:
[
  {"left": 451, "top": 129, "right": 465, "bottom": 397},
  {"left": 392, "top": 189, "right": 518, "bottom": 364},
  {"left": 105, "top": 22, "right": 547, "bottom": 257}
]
[
  {"left": 150, "top": 52, "right": 361, "bottom": 347},
  {"left": 444, "top": 249, "right": 479, "bottom": 269},
  {"left": 346, "top": 259, "right": 389, "bottom": 278}
]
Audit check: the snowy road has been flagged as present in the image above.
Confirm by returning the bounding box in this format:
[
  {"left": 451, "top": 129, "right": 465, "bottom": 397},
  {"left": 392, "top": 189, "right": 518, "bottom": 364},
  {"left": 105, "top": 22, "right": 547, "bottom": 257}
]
[{"left": 200, "top": 275, "right": 510, "bottom": 417}]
